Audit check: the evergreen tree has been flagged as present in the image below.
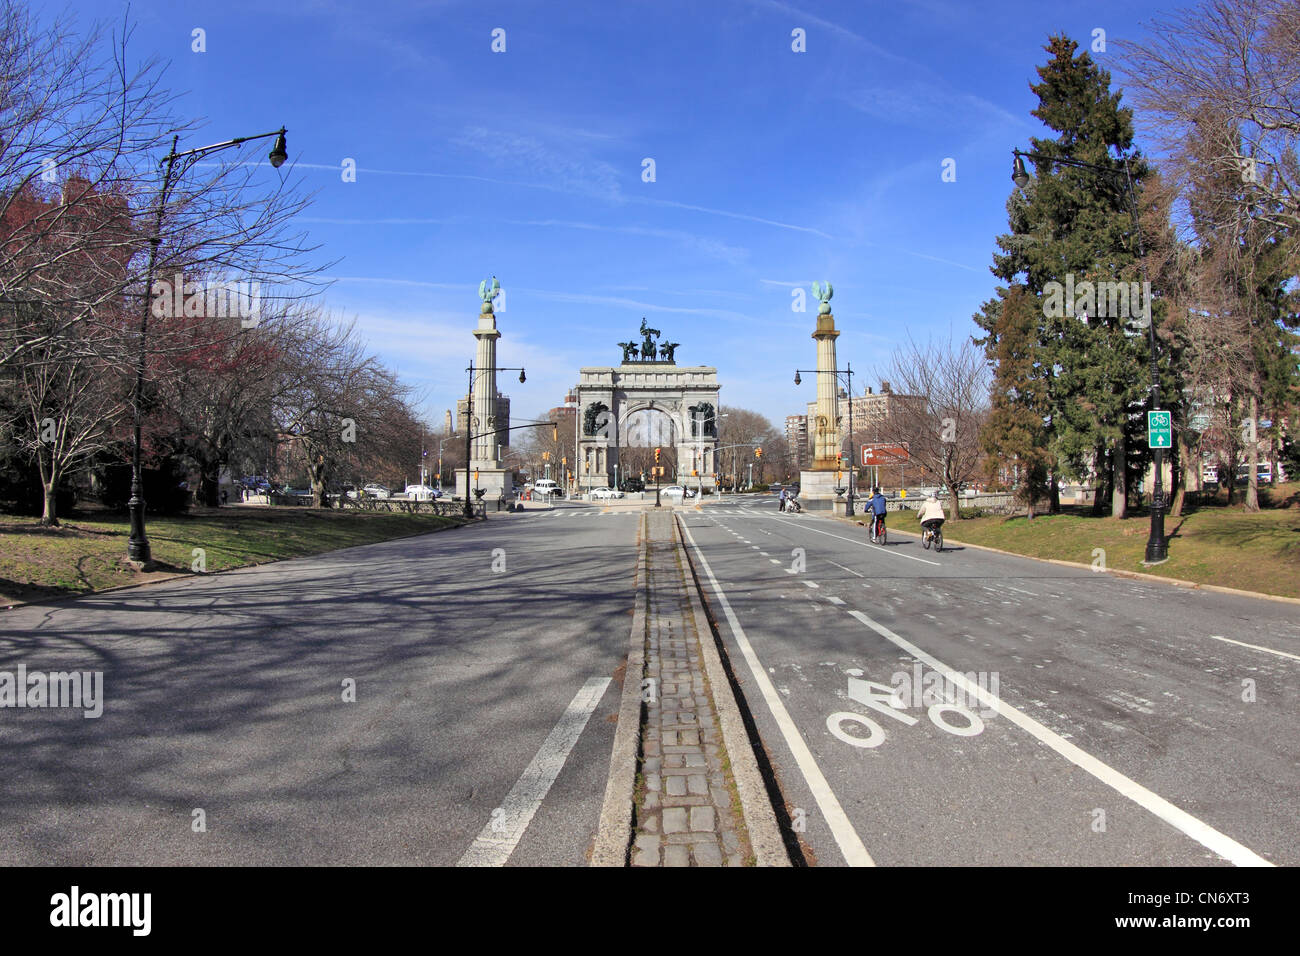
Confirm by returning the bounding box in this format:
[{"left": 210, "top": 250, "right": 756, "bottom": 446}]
[
  {"left": 990, "top": 35, "right": 1154, "bottom": 518},
  {"left": 975, "top": 284, "right": 1054, "bottom": 516}
]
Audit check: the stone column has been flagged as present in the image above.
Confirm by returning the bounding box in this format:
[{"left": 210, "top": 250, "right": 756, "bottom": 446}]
[
  {"left": 811, "top": 312, "right": 841, "bottom": 470},
  {"left": 472, "top": 309, "right": 501, "bottom": 470},
  {"left": 457, "top": 280, "right": 510, "bottom": 502}
]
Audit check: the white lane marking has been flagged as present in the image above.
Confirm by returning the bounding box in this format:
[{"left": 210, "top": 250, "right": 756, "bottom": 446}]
[
  {"left": 774, "top": 518, "right": 941, "bottom": 567},
  {"left": 760, "top": 552, "right": 771, "bottom": 556},
  {"left": 803, "top": 581, "right": 821, "bottom": 589},
  {"left": 769, "top": 559, "right": 782, "bottom": 565},
  {"left": 828, "top": 560, "right": 865, "bottom": 579},
  {"left": 679, "top": 520, "right": 875, "bottom": 867},
  {"left": 841, "top": 608, "right": 1273, "bottom": 868},
  {"left": 1006, "top": 585, "right": 1039, "bottom": 597},
  {"left": 457, "top": 676, "right": 611, "bottom": 866},
  {"left": 826, "top": 596, "right": 845, "bottom": 605},
  {"left": 1207, "top": 634, "right": 1300, "bottom": 662},
  {"left": 751, "top": 545, "right": 761, "bottom": 550}
]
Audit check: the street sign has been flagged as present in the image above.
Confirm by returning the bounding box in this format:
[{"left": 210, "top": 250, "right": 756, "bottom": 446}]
[
  {"left": 1147, "top": 410, "right": 1171, "bottom": 449},
  {"left": 862, "top": 444, "right": 909, "bottom": 466}
]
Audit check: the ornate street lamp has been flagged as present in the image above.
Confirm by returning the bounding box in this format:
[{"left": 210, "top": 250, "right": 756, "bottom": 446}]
[
  {"left": 1011, "top": 147, "right": 1167, "bottom": 563},
  {"left": 461, "top": 364, "right": 527, "bottom": 518},
  {"left": 128, "top": 127, "right": 289, "bottom": 564}
]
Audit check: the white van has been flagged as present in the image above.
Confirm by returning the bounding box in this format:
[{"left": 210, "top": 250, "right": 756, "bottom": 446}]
[{"left": 533, "top": 479, "right": 561, "bottom": 497}]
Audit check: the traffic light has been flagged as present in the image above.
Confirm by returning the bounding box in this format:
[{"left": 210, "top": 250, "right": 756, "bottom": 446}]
[
  {"left": 542, "top": 451, "right": 550, "bottom": 461},
  {"left": 654, "top": 447, "right": 661, "bottom": 464},
  {"left": 755, "top": 447, "right": 763, "bottom": 459},
  {"left": 552, "top": 423, "right": 558, "bottom": 442}
]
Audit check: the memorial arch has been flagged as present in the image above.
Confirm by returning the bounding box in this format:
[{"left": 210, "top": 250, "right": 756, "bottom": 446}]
[{"left": 574, "top": 321, "right": 719, "bottom": 491}]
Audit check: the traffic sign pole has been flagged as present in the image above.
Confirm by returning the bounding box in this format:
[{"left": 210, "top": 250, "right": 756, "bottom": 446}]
[{"left": 1145, "top": 410, "right": 1169, "bottom": 563}]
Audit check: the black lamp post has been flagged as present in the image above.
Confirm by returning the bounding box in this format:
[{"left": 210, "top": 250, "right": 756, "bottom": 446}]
[
  {"left": 462, "top": 363, "right": 525, "bottom": 518},
  {"left": 127, "top": 127, "right": 288, "bottom": 564},
  {"left": 794, "top": 362, "right": 857, "bottom": 516},
  {"left": 1011, "top": 148, "right": 1167, "bottom": 563}
]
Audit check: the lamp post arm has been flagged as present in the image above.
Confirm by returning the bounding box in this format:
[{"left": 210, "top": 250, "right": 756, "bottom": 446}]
[{"left": 166, "top": 127, "right": 287, "bottom": 165}]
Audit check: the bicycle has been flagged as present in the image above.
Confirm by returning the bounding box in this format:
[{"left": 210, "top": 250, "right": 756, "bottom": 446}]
[
  {"left": 869, "top": 512, "right": 886, "bottom": 545},
  {"left": 921, "top": 521, "right": 944, "bottom": 553}
]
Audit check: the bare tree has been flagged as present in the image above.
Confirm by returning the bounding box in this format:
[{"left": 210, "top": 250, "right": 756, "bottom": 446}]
[
  {"left": 0, "top": 0, "right": 326, "bottom": 375},
  {"left": 11, "top": 302, "right": 130, "bottom": 524},
  {"left": 717, "top": 407, "right": 779, "bottom": 488},
  {"left": 879, "top": 335, "right": 990, "bottom": 520},
  {"left": 1119, "top": 0, "right": 1300, "bottom": 241},
  {"left": 272, "top": 310, "right": 410, "bottom": 508}
]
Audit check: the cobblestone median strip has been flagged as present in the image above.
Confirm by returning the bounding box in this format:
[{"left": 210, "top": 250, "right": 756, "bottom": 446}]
[
  {"left": 636, "top": 510, "right": 788, "bottom": 866},
  {"left": 594, "top": 509, "right": 788, "bottom": 866}
]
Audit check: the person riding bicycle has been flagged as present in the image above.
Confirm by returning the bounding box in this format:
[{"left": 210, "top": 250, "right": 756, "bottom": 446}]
[
  {"left": 918, "top": 493, "right": 946, "bottom": 537},
  {"left": 868, "top": 487, "right": 888, "bottom": 537}
]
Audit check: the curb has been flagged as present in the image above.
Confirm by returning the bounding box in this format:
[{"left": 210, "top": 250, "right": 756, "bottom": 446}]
[
  {"left": 591, "top": 512, "right": 649, "bottom": 866},
  {"left": 832, "top": 515, "right": 1300, "bottom": 607},
  {"left": 672, "top": 513, "right": 790, "bottom": 866}
]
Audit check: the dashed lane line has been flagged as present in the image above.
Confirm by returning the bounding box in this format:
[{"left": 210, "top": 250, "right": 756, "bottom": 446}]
[
  {"left": 772, "top": 518, "right": 941, "bottom": 567},
  {"left": 1206, "top": 634, "right": 1300, "bottom": 662},
  {"left": 839, "top": 607, "right": 1272, "bottom": 868}
]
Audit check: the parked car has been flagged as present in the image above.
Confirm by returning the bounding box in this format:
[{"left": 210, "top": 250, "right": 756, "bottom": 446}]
[
  {"left": 621, "top": 477, "right": 645, "bottom": 493},
  {"left": 591, "top": 486, "right": 625, "bottom": 500},
  {"left": 362, "top": 483, "right": 391, "bottom": 499},
  {"left": 661, "top": 485, "right": 697, "bottom": 499},
  {"left": 404, "top": 484, "right": 441, "bottom": 500},
  {"left": 1236, "top": 463, "right": 1272, "bottom": 484}
]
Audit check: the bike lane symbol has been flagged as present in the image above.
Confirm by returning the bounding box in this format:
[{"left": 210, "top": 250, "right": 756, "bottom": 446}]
[{"left": 827, "top": 674, "right": 986, "bottom": 749}]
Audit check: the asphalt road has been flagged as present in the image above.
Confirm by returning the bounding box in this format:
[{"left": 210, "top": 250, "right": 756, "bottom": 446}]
[
  {"left": 683, "top": 496, "right": 1300, "bottom": 867},
  {"left": 0, "top": 502, "right": 638, "bottom": 866}
]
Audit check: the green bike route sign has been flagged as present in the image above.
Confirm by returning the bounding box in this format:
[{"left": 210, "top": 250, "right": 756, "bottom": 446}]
[{"left": 1148, "top": 410, "right": 1171, "bottom": 449}]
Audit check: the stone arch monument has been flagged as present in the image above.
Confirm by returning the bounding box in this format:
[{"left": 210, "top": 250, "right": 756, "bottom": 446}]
[{"left": 575, "top": 321, "right": 719, "bottom": 492}]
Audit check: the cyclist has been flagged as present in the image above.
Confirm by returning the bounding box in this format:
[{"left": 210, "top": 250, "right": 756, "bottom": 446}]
[
  {"left": 917, "top": 493, "right": 946, "bottom": 542},
  {"left": 868, "top": 487, "right": 888, "bottom": 540}
]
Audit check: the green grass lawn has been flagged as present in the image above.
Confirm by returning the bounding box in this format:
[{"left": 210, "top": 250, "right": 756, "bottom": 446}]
[
  {"left": 0, "top": 505, "right": 467, "bottom": 606},
  {"left": 928, "top": 486, "right": 1300, "bottom": 599}
]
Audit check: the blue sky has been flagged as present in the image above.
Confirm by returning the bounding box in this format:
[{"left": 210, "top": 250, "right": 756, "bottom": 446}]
[{"left": 85, "top": 0, "right": 1181, "bottom": 428}]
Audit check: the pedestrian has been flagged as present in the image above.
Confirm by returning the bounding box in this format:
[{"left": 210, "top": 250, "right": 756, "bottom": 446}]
[{"left": 778, "top": 487, "right": 788, "bottom": 512}]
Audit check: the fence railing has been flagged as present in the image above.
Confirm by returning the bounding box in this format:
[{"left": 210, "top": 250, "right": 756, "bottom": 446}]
[{"left": 267, "top": 493, "right": 486, "bottom": 517}]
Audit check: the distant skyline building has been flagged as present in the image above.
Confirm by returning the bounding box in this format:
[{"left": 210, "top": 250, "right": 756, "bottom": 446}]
[
  {"left": 803, "top": 381, "right": 922, "bottom": 443},
  {"left": 549, "top": 390, "right": 579, "bottom": 423},
  {"left": 785, "top": 415, "right": 808, "bottom": 471},
  {"left": 457, "top": 393, "right": 511, "bottom": 450}
]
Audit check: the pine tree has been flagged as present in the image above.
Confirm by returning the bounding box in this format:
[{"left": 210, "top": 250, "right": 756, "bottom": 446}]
[
  {"left": 991, "top": 35, "right": 1153, "bottom": 518},
  {"left": 975, "top": 285, "right": 1055, "bottom": 516}
]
